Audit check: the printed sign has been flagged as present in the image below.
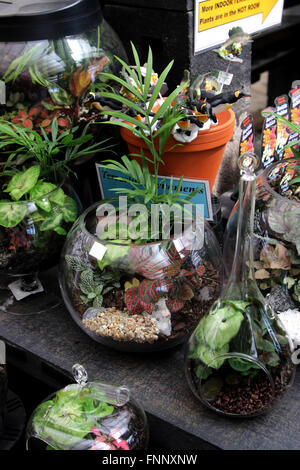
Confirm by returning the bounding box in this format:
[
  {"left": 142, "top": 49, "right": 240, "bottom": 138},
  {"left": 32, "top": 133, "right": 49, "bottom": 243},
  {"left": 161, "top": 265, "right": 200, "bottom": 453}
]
[
  {"left": 96, "top": 164, "right": 213, "bottom": 221},
  {"left": 194, "top": 0, "right": 284, "bottom": 53}
]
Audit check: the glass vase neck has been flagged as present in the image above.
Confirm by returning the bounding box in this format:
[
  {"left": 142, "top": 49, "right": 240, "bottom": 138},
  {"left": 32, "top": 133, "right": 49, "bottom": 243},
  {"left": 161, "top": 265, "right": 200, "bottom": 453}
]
[{"left": 223, "top": 154, "right": 261, "bottom": 301}]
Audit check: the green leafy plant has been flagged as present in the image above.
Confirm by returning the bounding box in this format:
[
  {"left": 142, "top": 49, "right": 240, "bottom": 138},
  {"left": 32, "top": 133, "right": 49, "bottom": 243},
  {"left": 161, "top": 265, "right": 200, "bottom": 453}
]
[
  {"left": 66, "top": 255, "right": 121, "bottom": 308},
  {"left": 99, "top": 42, "right": 188, "bottom": 164},
  {"left": 0, "top": 165, "right": 77, "bottom": 233},
  {"left": 0, "top": 118, "right": 113, "bottom": 182},
  {"left": 188, "top": 299, "right": 285, "bottom": 379},
  {"left": 32, "top": 386, "right": 114, "bottom": 450}
]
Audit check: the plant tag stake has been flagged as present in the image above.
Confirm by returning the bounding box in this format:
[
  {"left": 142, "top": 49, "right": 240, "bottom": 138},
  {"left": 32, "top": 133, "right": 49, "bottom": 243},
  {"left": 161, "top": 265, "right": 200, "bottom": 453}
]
[
  {"left": 274, "top": 94, "right": 290, "bottom": 160},
  {"left": 0, "top": 341, "right": 5, "bottom": 364},
  {"left": 261, "top": 106, "right": 277, "bottom": 168},
  {"left": 89, "top": 241, "right": 107, "bottom": 261},
  {"left": 216, "top": 70, "right": 233, "bottom": 86},
  {"left": 8, "top": 277, "right": 44, "bottom": 301},
  {"left": 0, "top": 80, "right": 6, "bottom": 105}
]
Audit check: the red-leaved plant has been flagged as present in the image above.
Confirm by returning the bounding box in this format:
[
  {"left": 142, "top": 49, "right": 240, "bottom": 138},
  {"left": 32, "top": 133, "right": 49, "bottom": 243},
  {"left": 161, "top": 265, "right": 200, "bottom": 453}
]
[{"left": 125, "top": 264, "right": 205, "bottom": 315}]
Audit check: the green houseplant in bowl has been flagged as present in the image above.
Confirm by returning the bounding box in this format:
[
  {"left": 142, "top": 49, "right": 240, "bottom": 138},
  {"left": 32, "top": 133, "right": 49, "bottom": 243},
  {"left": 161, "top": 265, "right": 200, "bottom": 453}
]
[
  {"left": 59, "top": 140, "right": 224, "bottom": 351},
  {"left": 0, "top": 118, "right": 111, "bottom": 314}
]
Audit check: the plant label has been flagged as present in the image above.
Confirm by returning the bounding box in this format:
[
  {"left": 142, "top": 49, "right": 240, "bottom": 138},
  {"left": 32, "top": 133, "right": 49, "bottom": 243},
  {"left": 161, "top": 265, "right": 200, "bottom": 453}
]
[
  {"left": 0, "top": 341, "right": 5, "bottom": 365},
  {"left": 89, "top": 241, "right": 107, "bottom": 261},
  {"left": 261, "top": 106, "right": 277, "bottom": 168},
  {"left": 96, "top": 164, "right": 213, "bottom": 221},
  {"left": 8, "top": 278, "right": 44, "bottom": 301},
  {"left": 217, "top": 70, "right": 233, "bottom": 86},
  {"left": 274, "top": 94, "right": 290, "bottom": 160}
]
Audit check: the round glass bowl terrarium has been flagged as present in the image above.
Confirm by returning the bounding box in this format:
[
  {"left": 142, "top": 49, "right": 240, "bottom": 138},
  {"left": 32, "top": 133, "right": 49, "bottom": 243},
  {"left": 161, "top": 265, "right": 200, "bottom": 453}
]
[
  {"left": 26, "top": 364, "right": 148, "bottom": 451},
  {"left": 0, "top": 0, "right": 127, "bottom": 128},
  {"left": 0, "top": 178, "right": 80, "bottom": 315},
  {"left": 185, "top": 154, "right": 295, "bottom": 418},
  {"left": 59, "top": 200, "right": 223, "bottom": 352}
]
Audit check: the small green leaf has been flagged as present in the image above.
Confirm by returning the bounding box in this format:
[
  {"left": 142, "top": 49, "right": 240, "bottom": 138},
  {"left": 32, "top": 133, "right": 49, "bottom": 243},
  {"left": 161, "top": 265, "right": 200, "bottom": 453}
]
[
  {"left": 30, "top": 181, "right": 56, "bottom": 212},
  {"left": 54, "top": 226, "right": 67, "bottom": 236},
  {"left": 40, "top": 213, "right": 63, "bottom": 231},
  {"left": 5, "top": 166, "right": 40, "bottom": 201},
  {"left": 0, "top": 201, "right": 27, "bottom": 227},
  {"left": 49, "top": 188, "right": 65, "bottom": 206},
  {"left": 61, "top": 196, "right": 78, "bottom": 222}
]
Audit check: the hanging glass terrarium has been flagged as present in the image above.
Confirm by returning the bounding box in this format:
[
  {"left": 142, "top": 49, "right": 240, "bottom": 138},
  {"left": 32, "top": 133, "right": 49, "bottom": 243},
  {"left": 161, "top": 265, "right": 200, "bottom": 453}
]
[
  {"left": 26, "top": 364, "right": 148, "bottom": 450},
  {"left": 185, "top": 154, "right": 295, "bottom": 418},
  {"left": 0, "top": 0, "right": 127, "bottom": 128},
  {"left": 59, "top": 200, "right": 223, "bottom": 352}
]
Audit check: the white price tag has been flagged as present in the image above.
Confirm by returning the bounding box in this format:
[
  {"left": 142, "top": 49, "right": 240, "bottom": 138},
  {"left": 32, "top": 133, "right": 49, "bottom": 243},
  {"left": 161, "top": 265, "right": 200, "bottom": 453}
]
[
  {"left": 89, "top": 241, "right": 107, "bottom": 261},
  {"left": 217, "top": 71, "right": 233, "bottom": 86}
]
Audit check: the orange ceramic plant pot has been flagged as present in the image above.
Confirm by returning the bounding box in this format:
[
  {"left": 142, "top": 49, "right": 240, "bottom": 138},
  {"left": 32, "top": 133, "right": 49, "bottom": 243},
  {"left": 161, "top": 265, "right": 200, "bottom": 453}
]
[{"left": 120, "top": 109, "right": 235, "bottom": 191}]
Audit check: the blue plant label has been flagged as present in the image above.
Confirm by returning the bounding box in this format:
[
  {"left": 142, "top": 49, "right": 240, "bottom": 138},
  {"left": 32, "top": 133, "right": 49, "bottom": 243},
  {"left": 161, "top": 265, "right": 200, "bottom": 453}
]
[{"left": 96, "top": 164, "right": 213, "bottom": 221}]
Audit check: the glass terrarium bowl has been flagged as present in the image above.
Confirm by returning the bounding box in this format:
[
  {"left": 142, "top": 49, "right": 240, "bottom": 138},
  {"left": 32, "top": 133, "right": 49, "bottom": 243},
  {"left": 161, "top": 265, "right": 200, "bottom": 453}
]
[
  {"left": 0, "top": 0, "right": 127, "bottom": 129},
  {"left": 59, "top": 201, "right": 223, "bottom": 352},
  {"left": 224, "top": 158, "right": 300, "bottom": 310},
  {"left": 26, "top": 364, "right": 148, "bottom": 450},
  {"left": 186, "top": 154, "right": 295, "bottom": 418},
  {"left": 185, "top": 314, "right": 295, "bottom": 418},
  {"left": 0, "top": 179, "right": 80, "bottom": 315}
]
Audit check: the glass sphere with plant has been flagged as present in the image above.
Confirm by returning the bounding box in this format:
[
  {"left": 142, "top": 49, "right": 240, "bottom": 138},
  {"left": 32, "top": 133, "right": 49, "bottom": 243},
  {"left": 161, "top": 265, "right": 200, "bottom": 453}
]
[{"left": 0, "top": 117, "right": 111, "bottom": 314}]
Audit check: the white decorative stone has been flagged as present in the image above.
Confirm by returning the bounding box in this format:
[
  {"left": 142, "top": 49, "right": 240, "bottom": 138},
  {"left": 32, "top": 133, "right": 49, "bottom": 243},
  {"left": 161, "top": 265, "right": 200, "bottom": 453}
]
[
  {"left": 144, "top": 298, "right": 172, "bottom": 336},
  {"left": 278, "top": 309, "right": 300, "bottom": 348}
]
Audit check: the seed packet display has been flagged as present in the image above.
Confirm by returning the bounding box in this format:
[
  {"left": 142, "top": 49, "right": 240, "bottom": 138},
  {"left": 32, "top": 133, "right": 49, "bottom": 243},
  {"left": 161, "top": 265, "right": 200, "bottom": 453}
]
[
  {"left": 274, "top": 94, "right": 290, "bottom": 160},
  {"left": 261, "top": 106, "right": 277, "bottom": 168},
  {"left": 283, "top": 86, "right": 300, "bottom": 159},
  {"left": 239, "top": 114, "right": 254, "bottom": 157}
]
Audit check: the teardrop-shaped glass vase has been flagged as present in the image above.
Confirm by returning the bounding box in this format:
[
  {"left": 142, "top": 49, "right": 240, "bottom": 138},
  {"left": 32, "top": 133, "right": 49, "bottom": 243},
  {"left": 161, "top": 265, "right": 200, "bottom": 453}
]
[{"left": 185, "top": 153, "right": 295, "bottom": 418}]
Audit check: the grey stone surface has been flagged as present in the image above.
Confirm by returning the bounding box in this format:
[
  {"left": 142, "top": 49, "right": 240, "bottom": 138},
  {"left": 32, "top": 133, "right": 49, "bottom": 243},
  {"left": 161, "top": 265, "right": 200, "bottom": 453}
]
[{"left": 1, "top": 268, "right": 300, "bottom": 450}]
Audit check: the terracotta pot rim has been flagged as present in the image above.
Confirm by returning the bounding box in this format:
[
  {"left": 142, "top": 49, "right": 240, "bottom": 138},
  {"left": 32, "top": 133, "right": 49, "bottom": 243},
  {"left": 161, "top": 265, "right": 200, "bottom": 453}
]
[{"left": 120, "top": 109, "right": 235, "bottom": 151}]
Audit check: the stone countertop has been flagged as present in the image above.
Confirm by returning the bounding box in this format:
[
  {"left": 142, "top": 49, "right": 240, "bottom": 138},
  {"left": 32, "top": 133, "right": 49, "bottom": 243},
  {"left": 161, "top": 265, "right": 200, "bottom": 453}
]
[{"left": 0, "top": 269, "right": 299, "bottom": 450}]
